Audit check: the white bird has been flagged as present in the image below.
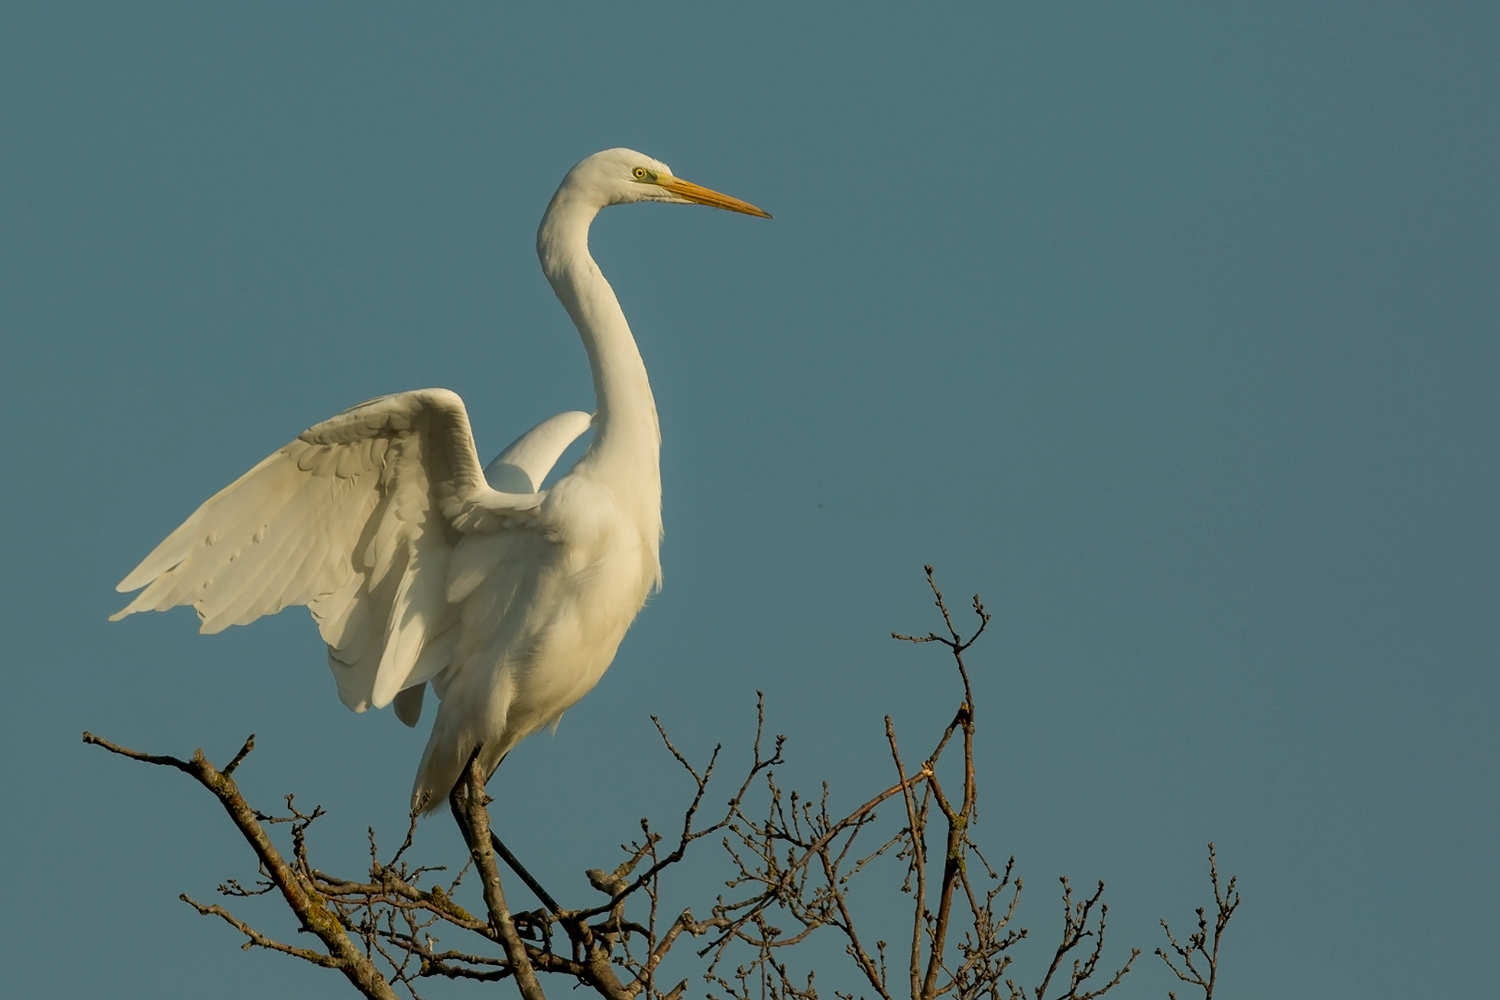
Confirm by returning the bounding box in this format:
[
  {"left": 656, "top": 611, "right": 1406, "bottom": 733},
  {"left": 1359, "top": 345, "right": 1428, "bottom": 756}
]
[{"left": 112, "top": 148, "right": 770, "bottom": 811}]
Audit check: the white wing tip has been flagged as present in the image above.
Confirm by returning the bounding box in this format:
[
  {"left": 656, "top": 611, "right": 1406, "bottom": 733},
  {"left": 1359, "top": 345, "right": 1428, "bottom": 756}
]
[
  {"left": 116, "top": 569, "right": 152, "bottom": 593},
  {"left": 109, "top": 591, "right": 154, "bottom": 622}
]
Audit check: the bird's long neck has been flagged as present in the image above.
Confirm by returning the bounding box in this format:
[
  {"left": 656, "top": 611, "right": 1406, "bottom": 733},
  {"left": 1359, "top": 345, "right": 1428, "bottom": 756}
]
[{"left": 536, "top": 192, "right": 662, "bottom": 530}]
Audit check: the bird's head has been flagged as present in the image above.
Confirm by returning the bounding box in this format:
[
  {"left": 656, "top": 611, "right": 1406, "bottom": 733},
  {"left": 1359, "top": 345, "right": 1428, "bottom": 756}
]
[{"left": 560, "top": 147, "right": 772, "bottom": 218}]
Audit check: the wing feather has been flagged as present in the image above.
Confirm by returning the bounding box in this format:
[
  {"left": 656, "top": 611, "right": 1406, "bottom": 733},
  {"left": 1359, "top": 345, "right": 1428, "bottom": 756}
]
[
  {"left": 310, "top": 573, "right": 369, "bottom": 653},
  {"left": 113, "top": 389, "right": 549, "bottom": 712},
  {"left": 446, "top": 532, "right": 515, "bottom": 604},
  {"left": 483, "top": 410, "right": 592, "bottom": 492}
]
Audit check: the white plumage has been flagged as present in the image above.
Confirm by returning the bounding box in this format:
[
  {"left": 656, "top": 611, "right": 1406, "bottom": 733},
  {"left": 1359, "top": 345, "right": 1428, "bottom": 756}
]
[{"left": 113, "top": 148, "right": 769, "bottom": 811}]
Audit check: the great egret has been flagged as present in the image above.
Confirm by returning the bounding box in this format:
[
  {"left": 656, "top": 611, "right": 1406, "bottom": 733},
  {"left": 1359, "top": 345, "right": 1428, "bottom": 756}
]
[{"left": 112, "top": 148, "right": 770, "bottom": 811}]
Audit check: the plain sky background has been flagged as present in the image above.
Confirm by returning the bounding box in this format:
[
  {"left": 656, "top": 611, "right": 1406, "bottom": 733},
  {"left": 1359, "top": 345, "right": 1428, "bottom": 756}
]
[{"left": 2, "top": 4, "right": 1496, "bottom": 998}]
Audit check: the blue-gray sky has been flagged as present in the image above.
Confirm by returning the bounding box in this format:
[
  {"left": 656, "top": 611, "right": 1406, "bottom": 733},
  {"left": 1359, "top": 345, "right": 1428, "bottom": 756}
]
[{"left": 2, "top": 4, "right": 1496, "bottom": 998}]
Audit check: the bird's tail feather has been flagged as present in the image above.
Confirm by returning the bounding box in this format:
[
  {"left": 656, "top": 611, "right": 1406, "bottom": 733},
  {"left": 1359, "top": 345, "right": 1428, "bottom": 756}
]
[{"left": 412, "top": 729, "right": 511, "bottom": 814}]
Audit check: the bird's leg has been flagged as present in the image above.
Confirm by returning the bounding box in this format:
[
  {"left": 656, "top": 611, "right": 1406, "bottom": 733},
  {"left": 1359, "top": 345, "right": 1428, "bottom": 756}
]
[
  {"left": 448, "top": 753, "right": 548, "bottom": 1000},
  {"left": 489, "top": 831, "right": 562, "bottom": 915},
  {"left": 447, "top": 751, "right": 561, "bottom": 915},
  {"left": 446, "top": 750, "right": 485, "bottom": 851}
]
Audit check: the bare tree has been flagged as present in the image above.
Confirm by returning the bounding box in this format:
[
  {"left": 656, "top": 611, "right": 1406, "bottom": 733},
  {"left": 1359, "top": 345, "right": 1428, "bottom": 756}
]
[{"left": 86, "top": 568, "right": 1238, "bottom": 1000}]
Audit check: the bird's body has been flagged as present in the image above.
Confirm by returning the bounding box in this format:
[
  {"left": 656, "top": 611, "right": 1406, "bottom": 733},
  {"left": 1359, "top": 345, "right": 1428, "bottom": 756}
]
[{"left": 113, "top": 149, "right": 768, "bottom": 810}]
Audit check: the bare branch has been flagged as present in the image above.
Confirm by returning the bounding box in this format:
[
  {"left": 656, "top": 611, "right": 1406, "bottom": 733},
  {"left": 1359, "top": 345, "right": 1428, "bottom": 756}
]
[
  {"left": 1156, "top": 844, "right": 1240, "bottom": 1000},
  {"left": 89, "top": 568, "right": 1234, "bottom": 1000},
  {"left": 180, "top": 893, "right": 341, "bottom": 966},
  {"left": 83, "top": 732, "right": 400, "bottom": 1000},
  {"left": 222, "top": 735, "right": 256, "bottom": 776}
]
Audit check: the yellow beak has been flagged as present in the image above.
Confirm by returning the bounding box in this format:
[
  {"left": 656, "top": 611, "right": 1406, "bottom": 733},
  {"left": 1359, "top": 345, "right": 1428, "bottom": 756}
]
[{"left": 656, "top": 175, "right": 772, "bottom": 218}]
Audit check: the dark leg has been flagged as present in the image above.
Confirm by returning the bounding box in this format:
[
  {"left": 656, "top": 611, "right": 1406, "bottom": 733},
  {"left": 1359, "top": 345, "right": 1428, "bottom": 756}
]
[
  {"left": 489, "top": 831, "right": 561, "bottom": 914},
  {"left": 446, "top": 749, "right": 561, "bottom": 915},
  {"left": 447, "top": 752, "right": 548, "bottom": 1000}
]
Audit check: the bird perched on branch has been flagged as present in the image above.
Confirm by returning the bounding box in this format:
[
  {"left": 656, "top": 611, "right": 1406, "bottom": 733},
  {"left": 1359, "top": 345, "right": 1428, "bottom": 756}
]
[{"left": 112, "top": 148, "right": 770, "bottom": 811}]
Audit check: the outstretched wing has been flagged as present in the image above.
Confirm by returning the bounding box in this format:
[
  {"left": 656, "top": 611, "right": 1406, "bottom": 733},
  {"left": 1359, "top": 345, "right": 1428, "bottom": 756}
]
[{"left": 112, "top": 389, "right": 560, "bottom": 715}]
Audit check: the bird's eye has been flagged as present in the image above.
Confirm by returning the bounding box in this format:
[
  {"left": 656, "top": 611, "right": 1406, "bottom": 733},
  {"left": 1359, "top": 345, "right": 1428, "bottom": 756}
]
[{"left": 633, "top": 167, "right": 648, "bottom": 180}]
